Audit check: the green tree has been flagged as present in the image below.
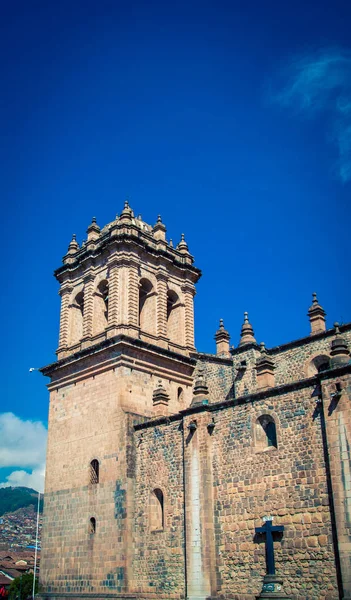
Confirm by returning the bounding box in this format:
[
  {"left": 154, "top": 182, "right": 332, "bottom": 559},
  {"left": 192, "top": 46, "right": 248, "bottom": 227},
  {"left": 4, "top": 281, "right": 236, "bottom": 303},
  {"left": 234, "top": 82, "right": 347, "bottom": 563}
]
[{"left": 8, "top": 573, "right": 38, "bottom": 599}]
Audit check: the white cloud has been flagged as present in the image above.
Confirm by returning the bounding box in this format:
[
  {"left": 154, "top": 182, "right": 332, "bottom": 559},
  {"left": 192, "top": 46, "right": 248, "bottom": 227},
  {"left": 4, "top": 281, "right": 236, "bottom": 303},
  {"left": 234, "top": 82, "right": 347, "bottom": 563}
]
[
  {"left": 269, "top": 48, "right": 351, "bottom": 183},
  {"left": 0, "top": 413, "right": 47, "bottom": 493},
  {"left": 0, "top": 466, "right": 45, "bottom": 493}
]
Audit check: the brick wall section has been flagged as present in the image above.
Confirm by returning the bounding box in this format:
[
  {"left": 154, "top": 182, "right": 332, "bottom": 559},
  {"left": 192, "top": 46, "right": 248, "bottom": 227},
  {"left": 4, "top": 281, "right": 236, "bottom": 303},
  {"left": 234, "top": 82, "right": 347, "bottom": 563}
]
[
  {"left": 195, "top": 354, "right": 234, "bottom": 404},
  {"left": 229, "top": 326, "right": 351, "bottom": 395},
  {"left": 321, "top": 372, "right": 351, "bottom": 598},
  {"left": 133, "top": 369, "right": 349, "bottom": 600},
  {"left": 132, "top": 420, "right": 185, "bottom": 598},
  {"left": 41, "top": 368, "right": 131, "bottom": 595},
  {"left": 210, "top": 385, "right": 338, "bottom": 600}
]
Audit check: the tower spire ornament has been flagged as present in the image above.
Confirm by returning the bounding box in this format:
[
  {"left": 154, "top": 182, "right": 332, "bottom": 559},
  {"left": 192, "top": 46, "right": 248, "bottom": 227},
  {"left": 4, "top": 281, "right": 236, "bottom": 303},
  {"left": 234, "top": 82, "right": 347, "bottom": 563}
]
[
  {"left": 239, "top": 311, "right": 256, "bottom": 346},
  {"left": 308, "top": 292, "right": 326, "bottom": 334}
]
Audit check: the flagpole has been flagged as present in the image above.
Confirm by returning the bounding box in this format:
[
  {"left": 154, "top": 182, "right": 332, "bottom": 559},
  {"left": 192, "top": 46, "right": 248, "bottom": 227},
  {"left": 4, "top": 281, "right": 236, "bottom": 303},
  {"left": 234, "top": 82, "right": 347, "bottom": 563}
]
[{"left": 32, "top": 492, "right": 40, "bottom": 599}]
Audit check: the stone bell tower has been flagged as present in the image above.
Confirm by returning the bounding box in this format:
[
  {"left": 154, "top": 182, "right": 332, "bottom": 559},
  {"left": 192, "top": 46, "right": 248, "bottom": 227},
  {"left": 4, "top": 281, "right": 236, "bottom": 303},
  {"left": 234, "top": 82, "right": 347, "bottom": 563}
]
[{"left": 40, "top": 202, "right": 201, "bottom": 599}]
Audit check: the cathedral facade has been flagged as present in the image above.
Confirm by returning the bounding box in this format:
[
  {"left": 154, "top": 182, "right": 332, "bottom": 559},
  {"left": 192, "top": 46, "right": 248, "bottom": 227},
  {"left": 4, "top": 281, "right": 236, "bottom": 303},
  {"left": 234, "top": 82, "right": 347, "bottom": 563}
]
[{"left": 40, "top": 203, "right": 351, "bottom": 600}]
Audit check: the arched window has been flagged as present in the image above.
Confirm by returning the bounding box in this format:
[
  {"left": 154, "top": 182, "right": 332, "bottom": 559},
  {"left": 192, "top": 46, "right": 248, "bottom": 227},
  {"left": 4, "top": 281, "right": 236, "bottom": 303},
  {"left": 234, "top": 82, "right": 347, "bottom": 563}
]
[
  {"left": 306, "top": 354, "right": 330, "bottom": 377},
  {"left": 70, "top": 290, "right": 84, "bottom": 345},
  {"left": 255, "top": 415, "right": 278, "bottom": 451},
  {"left": 93, "top": 280, "right": 109, "bottom": 334},
  {"left": 177, "top": 387, "right": 184, "bottom": 402},
  {"left": 139, "top": 278, "right": 155, "bottom": 334},
  {"left": 90, "top": 459, "right": 99, "bottom": 484},
  {"left": 150, "top": 488, "right": 164, "bottom": 531},
  {"left": 89, "top": 517, "right": 96, "bottom": 534},
  {"left": 167, "top": 290, "right": 182, "bottom": 345}
]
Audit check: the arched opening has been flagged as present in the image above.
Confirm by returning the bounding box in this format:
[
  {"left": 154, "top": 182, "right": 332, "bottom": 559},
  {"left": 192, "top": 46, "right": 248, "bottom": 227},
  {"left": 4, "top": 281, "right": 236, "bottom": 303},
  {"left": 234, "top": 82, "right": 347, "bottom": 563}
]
[
  {"left": 167, "top": 290, "right": 183, "bottom": 345},
  {"left": 150, "top": 488, "right": 164, "bottom": 531},
  {"left": 70, "top": 290, "right": 84, "bottom": 345},
  {"left": 93, "top": 279, "right": 109, "bottom": 335},
  {"left": 255, "top": 415, "right": 277, "bottom": 450},
  {"left": 90, "top": 459, "right": 99, "bottom": 484},
  {"left": 177, "top": 387, "right": 184, "bottom": 402},
  {"left": 306, "top": 354, "right": 330, "bottom": 377},
  {"left": 139, "top": 278, "right": 155, "bottom": 335},
  {"left": 89, "top": 517, "right": 96, "bottom": 534}
]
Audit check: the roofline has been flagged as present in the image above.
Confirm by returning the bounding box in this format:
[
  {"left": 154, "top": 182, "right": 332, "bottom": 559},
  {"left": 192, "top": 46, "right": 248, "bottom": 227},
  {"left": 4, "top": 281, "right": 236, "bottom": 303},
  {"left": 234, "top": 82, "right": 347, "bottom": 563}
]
[
  {"left": 134, "top": 362, "right": 351, "bottom": 430},
  {"left": 229, "top": 322, "right": 351, "bottom": 356}
]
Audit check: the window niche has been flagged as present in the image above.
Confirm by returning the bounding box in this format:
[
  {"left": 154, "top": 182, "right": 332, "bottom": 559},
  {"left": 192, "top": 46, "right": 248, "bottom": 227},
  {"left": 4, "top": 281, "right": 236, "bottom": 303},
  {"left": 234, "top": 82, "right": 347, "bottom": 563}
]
[
  {"left": 150, "top": 488, "right": 164, "bottom": 532},
  {"left": 90, "top": 459, "right": 99, "bottom": 484},
  {"left": 89, "top": 517, "right": 96, "bottom": 534},
  {"left": 139, "top": 278, "right": 155, "bottom": 335},
  {"left": 93, "top": 280, "right": 109, "bottom": 334},
  {"left": 254, "top": 414, "right": 278, "bottom": 452},
  {"left": 167, "top": 290, "right": 182, "bottom": 345},
  {"left": 70, "top": 290, "right": 84, "bottom": 345}
]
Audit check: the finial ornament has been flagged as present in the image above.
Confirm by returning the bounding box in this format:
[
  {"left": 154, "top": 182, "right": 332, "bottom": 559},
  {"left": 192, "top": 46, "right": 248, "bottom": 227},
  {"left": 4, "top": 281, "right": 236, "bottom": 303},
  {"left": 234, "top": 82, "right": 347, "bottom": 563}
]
[
  {"left": 260, "top": 341, "right": 266, "bottom": 353},
  {"left": 214, "top": 319, "right": 230, "bottom": 356},
  {"left": 239, "top": 311, "right": 256, "bottom": 346},
  {"left": 169, "top": 239, "right": 173, "bottom": 247},
  {"left": 67, "top": 233, "right": 79, "bottom": 253},
  {"left": 157, "top": 215, "right": 162, "bottom": 223},
  {"left": 330, "top": 322, "right": 350, "bottom": 366},
  {"left": 177, "top": 232, "right": 189, "bottom": 253},
  {"left": 308, "top": 292, "right": 326, "bottom": 335}
]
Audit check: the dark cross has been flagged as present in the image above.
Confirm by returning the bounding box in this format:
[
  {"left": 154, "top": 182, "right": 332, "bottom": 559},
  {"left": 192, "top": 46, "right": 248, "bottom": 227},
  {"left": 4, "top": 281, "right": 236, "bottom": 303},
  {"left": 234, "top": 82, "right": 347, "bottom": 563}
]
[{"left": 255, "top": 517, "right": 284, "bottom": 575}]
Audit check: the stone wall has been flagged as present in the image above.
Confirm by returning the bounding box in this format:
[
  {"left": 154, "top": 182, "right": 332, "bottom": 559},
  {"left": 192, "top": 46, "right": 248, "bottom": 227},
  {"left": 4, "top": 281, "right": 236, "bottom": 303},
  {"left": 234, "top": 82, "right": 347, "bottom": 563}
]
[
  {"left": 210, "top": 383, "right": 338, "bottom": 599},
  {"left": 195, "top": 354, "right": 234, "bottom": 404},
  {"left": 133, "top": 370, "right": 347, "bottom": 600},
  {"left": 132, "top": 420, "right": 185, "bottom": 597},
  {"left": 229, "top": 325, "right": 351, "bottom": 396}
]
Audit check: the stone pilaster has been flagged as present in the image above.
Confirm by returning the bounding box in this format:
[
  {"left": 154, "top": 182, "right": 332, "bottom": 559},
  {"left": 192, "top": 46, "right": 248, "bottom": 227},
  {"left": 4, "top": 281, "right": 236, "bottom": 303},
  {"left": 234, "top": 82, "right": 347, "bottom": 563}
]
[
  {"left": 256, "top": 342, "right": 275, "bottom": 389},
  {"left": 107, "top": 259, "right": 120, "bottom": 329},
  {"left": 182, "top": 283, "right": 196, "bottom": 350},
  {"left": 57, "top": 286, "right": 72, "bottom": 352},
  {"left": 128, "top": 259, "right": 139, "bottom": 331},
  {"left": 82, "top": 274, "right": 95, "bottom": 340},
  {"left": 321, "top": 374, "right": 351, "bottom": 599},
  {"left": 156, "top": 270, "right": 168, "bottom": 339}
]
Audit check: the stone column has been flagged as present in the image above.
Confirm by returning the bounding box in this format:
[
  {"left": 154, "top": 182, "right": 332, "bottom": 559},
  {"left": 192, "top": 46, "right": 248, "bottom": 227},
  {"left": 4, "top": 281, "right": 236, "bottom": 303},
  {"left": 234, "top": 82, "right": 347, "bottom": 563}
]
[
  {"left": 82, "top": 274, "right": 95, "bottom": 341},
  {"left": 256, "top": 343, "right": 275, "bottom": 390},
  {"left": 127, "top": 259, "right": 140, "bottom": 334},
  {"left": 321, "top": 373, "right": 351, "bottom": 598},
  {"left": 156, "top": 270, "right": 168, "bottom": 344},
  {"left": 107, "top": 259, "right": 120, "bottom": 333},
  {"left": 57, "top": 285, "right": 72, "bottom": 354},
  {"left": 183, "top": 413, "right": 217, "bottom": 600},
  {"left": 182, "top": 283, "right": 196, "bottom": 350}
]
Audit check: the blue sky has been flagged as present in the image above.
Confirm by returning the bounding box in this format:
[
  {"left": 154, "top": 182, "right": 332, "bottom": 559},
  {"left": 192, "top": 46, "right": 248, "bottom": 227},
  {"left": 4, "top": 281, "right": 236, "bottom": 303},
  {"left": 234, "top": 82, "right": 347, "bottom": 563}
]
[{"left": 1, "top": 0, "right": 350, "bottom": 491}]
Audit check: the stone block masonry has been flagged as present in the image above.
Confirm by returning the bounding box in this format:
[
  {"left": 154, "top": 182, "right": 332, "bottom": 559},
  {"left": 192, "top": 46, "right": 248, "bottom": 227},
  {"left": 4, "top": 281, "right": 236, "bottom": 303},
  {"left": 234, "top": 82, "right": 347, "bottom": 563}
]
[{"left": 39, "top": 204, "right": 351, "bottom": 600}]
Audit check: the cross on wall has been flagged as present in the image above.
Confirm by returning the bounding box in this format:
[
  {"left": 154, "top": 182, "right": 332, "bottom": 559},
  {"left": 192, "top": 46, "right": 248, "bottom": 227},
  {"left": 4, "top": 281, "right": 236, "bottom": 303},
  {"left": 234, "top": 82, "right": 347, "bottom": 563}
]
[{"left": 255, "top": 516, "right": 284, "bottom": 576}]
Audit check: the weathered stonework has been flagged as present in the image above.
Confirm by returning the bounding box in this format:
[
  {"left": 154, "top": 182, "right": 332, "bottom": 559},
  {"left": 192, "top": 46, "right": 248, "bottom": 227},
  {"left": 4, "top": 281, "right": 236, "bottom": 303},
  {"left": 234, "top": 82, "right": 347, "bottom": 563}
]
[{"left": 40, "top": 205, "right": 351, "bottom": 600}]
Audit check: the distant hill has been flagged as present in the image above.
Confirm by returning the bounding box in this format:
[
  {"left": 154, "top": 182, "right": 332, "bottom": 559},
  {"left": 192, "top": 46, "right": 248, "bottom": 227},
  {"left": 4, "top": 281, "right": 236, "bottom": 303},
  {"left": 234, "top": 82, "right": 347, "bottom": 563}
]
[{"left": 0, "top": 487, "right": 43, "bottom": 517}]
